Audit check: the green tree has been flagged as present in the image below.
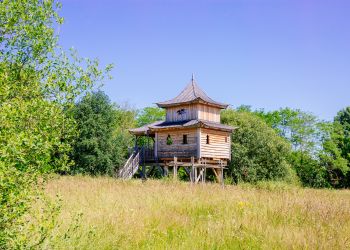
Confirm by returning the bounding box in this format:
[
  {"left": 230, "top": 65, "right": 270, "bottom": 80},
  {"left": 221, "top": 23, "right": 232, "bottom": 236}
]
[
  {"left": 334, "top": 107, "right": 350, "bottom": 186},
  {"left": 335, "top": 107, "right": 350, "bottom": 162},
  {"left": 71, "top": 91, "right": 134, "bottom": 175},
  {"left": 255, "top": 108, "right": 299, "bottom": 138},
  {"left": 318, "top": 122, "right": 349, "bottom": 188},
  {"left": 137, "top": 106, "right": 165, "bottom": 127},
  {"left": 0, "top": 0, "right": 111, "bottom": 248},
  {"left": 235, "top": 104, "right": 252, "bottom": 113},
  {"left": 255, "top": 108, "right": 333, "bottom": 188},
  {"left": 255, "top": 108, "right": 318, "bottom": 152},
  {"left": 134, "top": 106, "right": 165, "bottom": 148},
  {"left": 288, "top": 151, "right": 329, "bottom": 188},
  {"left": 221, "top": 109, "right": 294, "bottom": 183},
  {"left": 113, "top": 104, "right": 137, "bottom": 167},
  {"left": 335, "top": 107, "right": 350, "bottom": 134}
]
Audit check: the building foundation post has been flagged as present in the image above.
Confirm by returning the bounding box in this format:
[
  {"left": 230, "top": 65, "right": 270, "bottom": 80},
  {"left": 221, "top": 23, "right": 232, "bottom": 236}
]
[{"left": 173, "top": 157, "right": 178, "bottom": 180}]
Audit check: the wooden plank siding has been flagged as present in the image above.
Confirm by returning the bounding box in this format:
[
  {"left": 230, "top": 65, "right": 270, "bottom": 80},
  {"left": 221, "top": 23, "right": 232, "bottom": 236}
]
[
  {"left": 165, "top": 104, "right": 198, "bottom": 122},
  {"left": 165, "top": 104, "right": 221, "bottom": 123},
  {"left": 156, "top": 129, "right": 198, "bottom": 159},
  {"left": 200, "top": 128, "right": 231, "bottom": 159},
  {"left": 197, "top": 104, "right": 221, "bottom": 123},
  {"left": 155, "top": 128, "right": 231, "bottom": 160}
]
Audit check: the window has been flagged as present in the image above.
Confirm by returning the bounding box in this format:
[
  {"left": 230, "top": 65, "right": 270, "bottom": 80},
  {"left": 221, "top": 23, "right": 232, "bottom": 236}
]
[
  {"left": 206, "top": 135, "right": 210, "bottom": 144},
  {"left": 225, "top": 137, "right": 228, "bottom": 143},
  {"left": 183, "top": 134, "right": 188, "bottom": 144},
  {"left": 166, "top": 135, "right": 173, "bottom": 145}
]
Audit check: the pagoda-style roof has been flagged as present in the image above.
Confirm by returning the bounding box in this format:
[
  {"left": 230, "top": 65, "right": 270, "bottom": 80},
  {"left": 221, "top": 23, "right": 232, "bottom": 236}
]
[
  {"left": 129, "top": 120, "right": 236, "bottom": 136},
  {"left": 156, "top": 77, "right": 229, "bottom": 109}
]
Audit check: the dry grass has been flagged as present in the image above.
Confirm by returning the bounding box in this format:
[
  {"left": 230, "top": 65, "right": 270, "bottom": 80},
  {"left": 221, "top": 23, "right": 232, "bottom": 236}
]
[{"left": 46, "top": 176, "right": 350, "bottom": 249}]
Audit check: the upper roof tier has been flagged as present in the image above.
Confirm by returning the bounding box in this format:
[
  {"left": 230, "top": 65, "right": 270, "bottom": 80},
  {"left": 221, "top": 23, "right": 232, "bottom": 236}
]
[{"left": 156, "top": 78, "right": 229, "bottom": 109}]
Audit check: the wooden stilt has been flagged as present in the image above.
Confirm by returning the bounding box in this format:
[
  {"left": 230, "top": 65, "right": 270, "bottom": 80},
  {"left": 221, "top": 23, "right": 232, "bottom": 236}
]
[
  {"left": 173, "top": 157, "right": 178, "bottom": 180},
  {"left": 196, "top": 168, "right": 205, "bottom": 183},
  {"left": 201, "top": 167, "right": 205, "bottom": 183},
  {"left": 221, "top": 167, "right": 224, "bottom": 186},
  {"left": 220, "top": 160, "right": 224, "bottom": 186},
  {"left": 142, "top": 163, "right": 146, "bottom": 180},
  {"left": 194, "top": 166, "right": 197, "bottom": 183},
  {"left": 191, "top": 157, "right": 195, "bottom": 183},
  {"left": 212, "top": 168, "right": 219, "bottom": 182},
  {"left": 164, "top": 166, "right": 169, "bottom": 176},
  {"left": 203, "top": 158, "right": 207, "bottom": 184}
]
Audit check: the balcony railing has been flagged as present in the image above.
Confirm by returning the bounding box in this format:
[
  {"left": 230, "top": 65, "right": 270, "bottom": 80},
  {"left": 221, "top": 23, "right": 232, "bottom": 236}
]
[{"left": 129, "top": 146, "right": 155, "bottom": 163}]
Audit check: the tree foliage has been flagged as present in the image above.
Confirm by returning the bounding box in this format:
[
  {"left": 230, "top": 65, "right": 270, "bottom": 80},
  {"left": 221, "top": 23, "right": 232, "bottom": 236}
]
[
  {"left": 318, "top": 122, "right": 349, "bottom": 187},
  {"left": 335, "top": 107, "right": 350, "bottom": 134},
  {"left": 0, "top": 0, "right": 111, "bottom": 248},
  {"left": 334, "top": 107, "right": 350, "bottom": 186},
  {"left": 335, "top": 107, "right": 350, "bottom": 162},
  {"left": 137, "top": 106, "right": 165, "bottom": 127},
  {"left": 257, "top": 109, "right": 326, "bottom": 187},
  {"left": 222, "top": 109, "right": 293, "bottom": 183},
  {"left": 71, "top": 91, "right": 135, "bottom": 175},
  {"left": 253, "top": 107, "right": 349, "bottom": 188}
]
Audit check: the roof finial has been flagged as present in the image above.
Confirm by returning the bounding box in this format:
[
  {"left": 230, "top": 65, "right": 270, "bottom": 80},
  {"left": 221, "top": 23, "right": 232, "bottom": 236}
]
[{"left": 191, "top": 73, "right": 195, "bottom": 83}]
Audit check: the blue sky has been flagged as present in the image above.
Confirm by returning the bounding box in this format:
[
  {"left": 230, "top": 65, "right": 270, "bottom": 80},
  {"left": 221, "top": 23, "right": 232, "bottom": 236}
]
[{"left": 59, "top": 0, "right": 350, "bottom": 120}]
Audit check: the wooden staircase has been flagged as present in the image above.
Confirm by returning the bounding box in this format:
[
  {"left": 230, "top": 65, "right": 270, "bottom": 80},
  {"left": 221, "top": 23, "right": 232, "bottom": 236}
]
[{"left": 117, "top": 151, "right": 140, "bottom": 179}]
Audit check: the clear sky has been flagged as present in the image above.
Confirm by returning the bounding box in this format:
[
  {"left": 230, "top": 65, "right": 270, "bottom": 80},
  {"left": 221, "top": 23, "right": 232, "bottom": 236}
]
[{"left": 59, "top": 0, "right": 350, "bottom": 120}]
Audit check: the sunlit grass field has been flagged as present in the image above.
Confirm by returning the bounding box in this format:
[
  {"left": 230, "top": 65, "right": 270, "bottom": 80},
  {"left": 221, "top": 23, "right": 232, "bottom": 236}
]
[{"left": 46, "top": 176, "right": 350, "bottom": 249}]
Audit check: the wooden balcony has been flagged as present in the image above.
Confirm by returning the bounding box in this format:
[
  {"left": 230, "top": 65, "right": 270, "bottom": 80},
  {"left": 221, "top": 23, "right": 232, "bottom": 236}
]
[{"left": 134, "top": 146, "right": 155, "bottom": 163}]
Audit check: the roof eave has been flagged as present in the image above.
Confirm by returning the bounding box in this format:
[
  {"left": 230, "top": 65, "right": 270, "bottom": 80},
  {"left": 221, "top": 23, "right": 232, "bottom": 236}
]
[
  {"left": 148, "top": 121, "right": 237, "bottom": 133},
  {"left": 128, "top": 129, "right": 148, "bottom": 136},
  {"left": 198, "top": 122, "right": 236, "bottom": 132},
  {"left": 129, "top": 121, "right": 164, "bottom": 135},
  {"left": 149, "top": 124, "right": 199, "bottom": 132},
  {"left": 156, "top": 99, "right": 228, "bottom": 109}
]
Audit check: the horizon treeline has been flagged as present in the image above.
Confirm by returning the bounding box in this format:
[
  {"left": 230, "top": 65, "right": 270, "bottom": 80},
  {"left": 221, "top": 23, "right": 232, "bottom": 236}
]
[{"left": 70, "top": 90, "right": 350, "bottom": 189}]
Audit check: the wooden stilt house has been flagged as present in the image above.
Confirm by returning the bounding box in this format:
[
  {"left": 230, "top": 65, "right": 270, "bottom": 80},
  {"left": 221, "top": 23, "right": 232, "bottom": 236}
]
[{"left": 118, "top": 76, "right": 235, "bottom": 183}]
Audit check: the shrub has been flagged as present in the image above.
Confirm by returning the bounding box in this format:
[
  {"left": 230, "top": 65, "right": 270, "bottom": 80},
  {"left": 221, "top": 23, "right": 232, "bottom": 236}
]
[
  {"left": 71, "top": 91, "right": 134, "bottom": 175},
  {"left": 222, "top": 109, "right": 293, "bottom": 183}
]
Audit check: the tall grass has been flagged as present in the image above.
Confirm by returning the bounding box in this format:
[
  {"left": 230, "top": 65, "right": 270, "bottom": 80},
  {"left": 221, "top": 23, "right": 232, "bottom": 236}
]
[{"left": 46, "top": 176, "right": 350, "bottom": 249}]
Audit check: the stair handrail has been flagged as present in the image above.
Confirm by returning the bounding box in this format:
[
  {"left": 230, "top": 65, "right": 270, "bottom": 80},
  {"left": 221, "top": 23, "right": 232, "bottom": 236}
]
[
  {"left": 124, "top": 151, "right": 140, "bottom": 178},
  {"left": 118, "top": 151, "right": 135, "bottom": 178},
  {"left": 118, "top": 150, "right": 141, "bottom": 179}
]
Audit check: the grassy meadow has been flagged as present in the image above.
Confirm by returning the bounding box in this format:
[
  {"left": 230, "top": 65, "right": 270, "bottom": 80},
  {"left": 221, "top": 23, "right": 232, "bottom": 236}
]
[{"left": 46, "top": 176, "right": 350, "bottom": 249}]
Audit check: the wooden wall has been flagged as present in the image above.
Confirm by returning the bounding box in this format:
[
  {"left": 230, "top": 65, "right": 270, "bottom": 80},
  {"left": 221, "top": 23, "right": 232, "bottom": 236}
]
[
  {"left": 165, "top": 104, "right": 198, "bottom": 122},
  {"left": 165, "top": 104, "right": 221, "bottom": 123},
  {"left": 200, "top": 128, "right": 231, "bottom": 159},
  {"left": 156, "top": 128, "right": 231, "bottom": 160},
  {"left": 156, "top": 128, "right": 198, "bottom": 159},
  {"left": 197, "top": 104, "right": 221, "bottom": 123}
]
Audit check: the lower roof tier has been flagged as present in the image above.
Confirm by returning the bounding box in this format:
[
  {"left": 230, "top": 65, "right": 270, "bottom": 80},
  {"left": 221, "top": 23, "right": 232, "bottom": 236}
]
[{"left": 129, "top": 119, "right": 236, "bottom": 136}]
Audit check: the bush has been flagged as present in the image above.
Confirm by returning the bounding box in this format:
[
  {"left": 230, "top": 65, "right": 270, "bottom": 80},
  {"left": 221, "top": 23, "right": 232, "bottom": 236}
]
[
  {"left": 289, "top": 151, "right": 330, "bottom": 188},
  {"left": 222, "top": 109, "right": 293, "bottom": 183},
  {"left": 71, "top": 91, "right": 134, "bottom": 175}
]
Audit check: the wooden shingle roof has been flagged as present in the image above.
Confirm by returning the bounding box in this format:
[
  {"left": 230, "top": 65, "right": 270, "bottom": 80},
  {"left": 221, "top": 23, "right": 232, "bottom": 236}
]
[
  {"left": 150, "top": 120, "right": 235, "bottom": 132},
  {"left": 156, "top": 78, "right": 228, "bottom": 109},
  {"left": 128, "top": 121, "right": 163, "bottom": 136},
  {"left": 129, "top": 120, "right": 236, "bottom": 135}
]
